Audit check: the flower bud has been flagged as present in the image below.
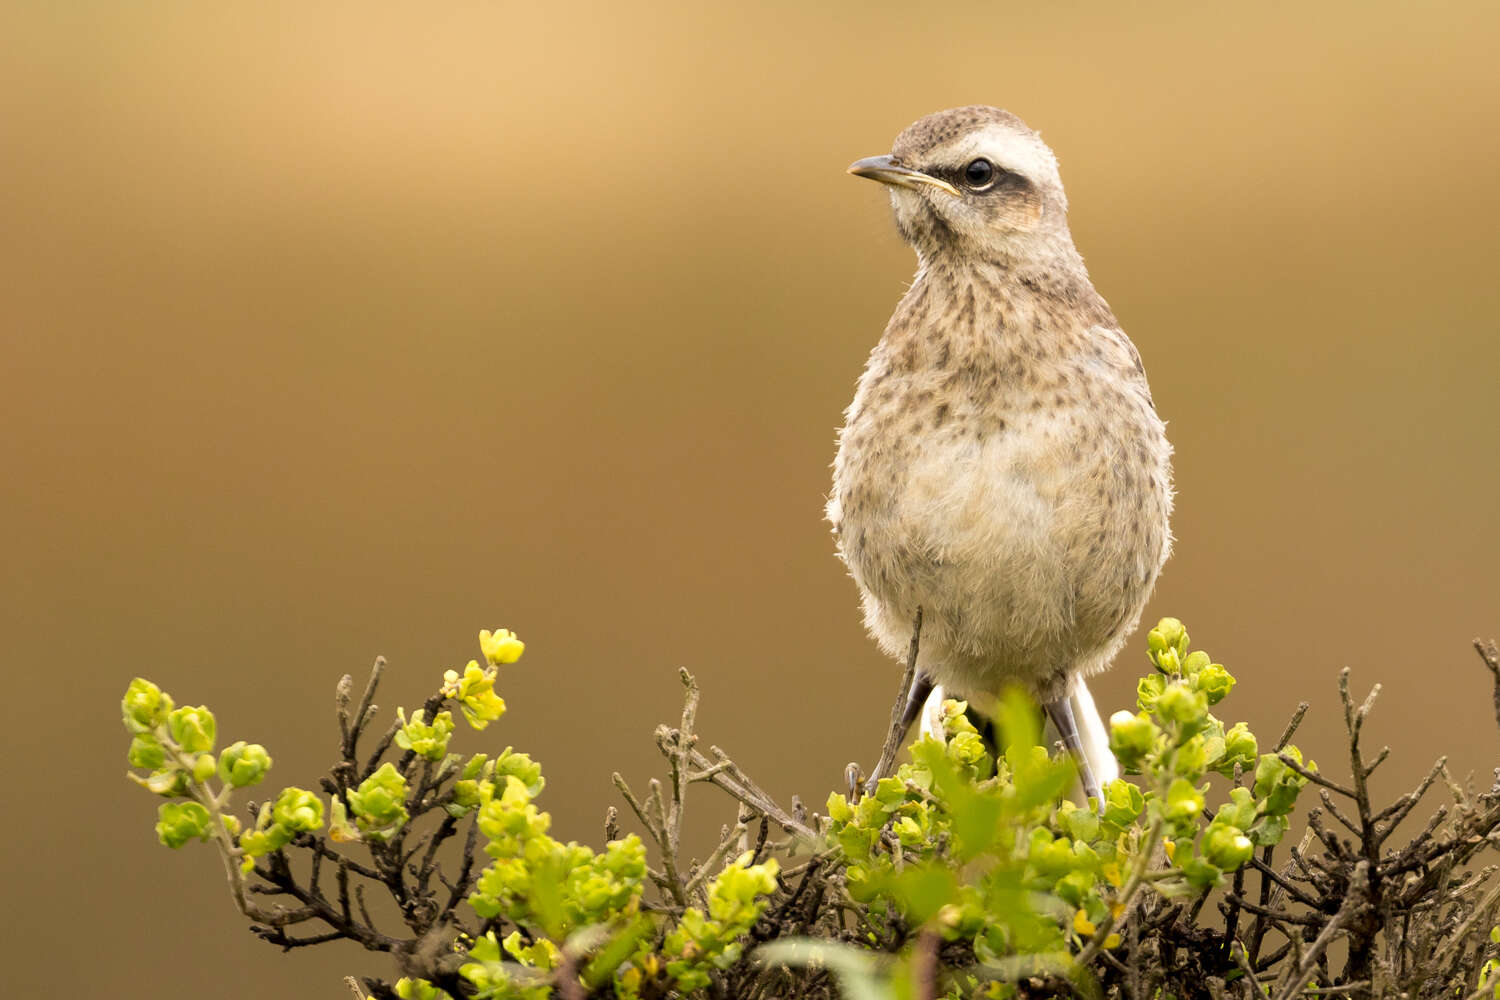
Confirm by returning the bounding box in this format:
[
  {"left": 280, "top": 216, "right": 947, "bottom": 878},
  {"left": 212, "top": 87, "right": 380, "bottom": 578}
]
[
  {"left": 494, "top": 750, "right": 545, "bottom": 797},
  {"left": 442, "top": 661, "right": 507, "bottom": 729},
  {"left": 1215, "top": 723, "right": 1258, "bottom": 776},
  {"left": 478, "top": 628, "right": 525, "bottom": 665},
  {"left": 347, "top": 763, "right": 409, "bottom": 838},
  {"left": 1155, "top": 683, "right": 1208, "bottom": 736},
  {"left": 122, "top": 678, "right": 175, "bottom": 733},
  {"left": 1147, "top": 618, "right": 1189, "bottom": 669},
  {"left": 395, "top": 709, "right": 455, "bottom": 762},
  {"left": 271, "top": 787, "right": 324, "bottom": 833},
  {"left": 191, "top": 753, "right": 218, "bottom": 784},
  {"left": 947, "top": 730, "right": 987, "bottom": 767},
  {"left": 1195, "top": 663, "right": 1235, "bottom": 705},
  {"left": 1108, "top": 711, "right": 1158, "bottom": 771},
  {"left": 1164, "top": 777, "right": 1205, "bottom": 824},
  {"left": 127, "top": 733, "right": 166, "bottom": 770},
  {"left": 218, "top": 741, "right": 273, "bottom": 788},
  {"left": 155, "top": 801, "right": 212, "bottom": 848},
  {"left": 167, "top": 705, "right": 217, "bottom": 754},
  {"left": 1136, "top": 674, "right": 1166, "bottom": 712},
  {"left": 1202, "top": 822, "right": 1255, "bottom": 871}
]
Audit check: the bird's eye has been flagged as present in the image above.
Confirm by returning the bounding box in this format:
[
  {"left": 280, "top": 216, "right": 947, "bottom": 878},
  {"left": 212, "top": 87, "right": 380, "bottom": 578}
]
[{"left": 963, "top": 158, "right": 996, "bottom": 188}]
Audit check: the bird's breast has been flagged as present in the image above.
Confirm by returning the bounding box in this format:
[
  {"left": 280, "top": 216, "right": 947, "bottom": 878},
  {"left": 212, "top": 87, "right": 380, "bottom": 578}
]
[{"left": 828, "top": 323, "right": 1172, "bottom": 692}]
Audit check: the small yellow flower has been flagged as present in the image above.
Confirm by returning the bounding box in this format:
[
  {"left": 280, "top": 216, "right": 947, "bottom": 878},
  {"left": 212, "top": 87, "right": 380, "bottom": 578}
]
[
  {"left": 479, "top": 628, "right": 525, "bottom": 665},
  {"left": 442, "top": 660, "right": 508, "bottom": 729},
  {"left": 1101, "top": 861, "right": 1123, "bottom": 887},
  {"left": 1073, "top": 909, "right": 1096, "bottom": 936},
  {"left": 1104, "top": 933, "right": 1122, "bottom": 949},
  {"left": 499, "top": 775, "right": 531, "bottom": 808},
  {"left": 1163, "top": 839, "right": 1177, "bottom": 862}
]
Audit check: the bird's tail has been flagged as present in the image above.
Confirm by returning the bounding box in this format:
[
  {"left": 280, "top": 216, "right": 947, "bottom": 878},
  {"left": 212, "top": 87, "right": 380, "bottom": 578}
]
[
  {"left": 1068, "top": 675, "right": 1120, "bottom": 790},
  {"left": 916, "top": 675, "right": 1120, "bottom": 793}
]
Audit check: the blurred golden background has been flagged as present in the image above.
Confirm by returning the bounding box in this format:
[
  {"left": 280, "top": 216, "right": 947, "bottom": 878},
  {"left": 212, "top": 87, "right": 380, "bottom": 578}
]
[{"left": 4, "top": 2, "right": 1497, "bottom": 994}]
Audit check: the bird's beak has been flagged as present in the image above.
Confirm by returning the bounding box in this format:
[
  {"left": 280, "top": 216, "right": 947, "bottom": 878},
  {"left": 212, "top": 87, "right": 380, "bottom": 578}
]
[{"left": 847, "top": 155, "right": 960, "bottom": 197}]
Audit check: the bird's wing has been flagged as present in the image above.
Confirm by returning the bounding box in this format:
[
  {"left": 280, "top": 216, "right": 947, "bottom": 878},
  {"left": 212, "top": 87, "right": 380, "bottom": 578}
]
[{"left": 1090, "top": 324, "right": 1159, "bottom": 412}]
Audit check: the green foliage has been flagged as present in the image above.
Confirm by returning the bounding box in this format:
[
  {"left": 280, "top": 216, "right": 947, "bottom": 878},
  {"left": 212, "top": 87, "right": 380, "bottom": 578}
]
[
  {"left": 116, "top": 617, "right": 1360, "bottom": 999},
  {"left": 217, "top": 741, "right": 272, "bottom": 788},
  {"left": 155, "top": 801, "right": 213, "bottom": 848},
  {"left": 817, "top": 617, "right": 1312, "bottom": 993},
  {"left": 442, "top": 661, "right": 508, "bottom": 729},
  {"left": 347, "top": 762, "right": 409, "bottom": 842},
  {"left": 396, "top": 709, "right": 456, "bottom": 762},
  {"left": 119, "top": 629, "right": 785, "bottom": 1000},
  {"left": 660, "top": 856, "right": 782, "bottom": 993}
]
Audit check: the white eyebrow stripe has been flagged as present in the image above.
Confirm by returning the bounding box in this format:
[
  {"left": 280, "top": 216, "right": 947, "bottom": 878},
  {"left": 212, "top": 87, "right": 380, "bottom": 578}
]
[{"left": 937, "top": 124, "right": 1062, "bottom": 190}]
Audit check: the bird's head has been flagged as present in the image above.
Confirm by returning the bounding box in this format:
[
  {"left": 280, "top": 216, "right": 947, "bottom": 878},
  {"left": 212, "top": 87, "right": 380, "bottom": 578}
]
[{"left": 849, "top": 106, "right": 1073, "bottom": 263}]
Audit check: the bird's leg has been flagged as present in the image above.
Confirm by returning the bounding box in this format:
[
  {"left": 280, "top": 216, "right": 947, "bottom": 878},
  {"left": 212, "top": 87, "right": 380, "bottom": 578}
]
[
  {"left": 900, "top": 671, "right": 936, "bottom": 735},
  {"left": 863, "top": 671, "right": 933, "bottom": 795},
  {"left": 861, "top": 609, "right": 926, "bottom": 796},
  {"left": 1044, "top": 695, "right": 1104, "bottom": 814}
]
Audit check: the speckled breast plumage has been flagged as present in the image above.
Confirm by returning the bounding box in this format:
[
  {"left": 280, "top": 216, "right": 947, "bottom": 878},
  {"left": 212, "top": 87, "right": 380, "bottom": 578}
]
[{"left": 829, "top": 261, "right": 1172, "bottom": 702}]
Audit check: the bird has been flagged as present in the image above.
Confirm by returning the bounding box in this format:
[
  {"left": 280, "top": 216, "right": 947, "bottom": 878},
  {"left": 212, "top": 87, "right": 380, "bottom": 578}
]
[{"left": 828, "top": 106, "right": 1173, "bottom": 804}]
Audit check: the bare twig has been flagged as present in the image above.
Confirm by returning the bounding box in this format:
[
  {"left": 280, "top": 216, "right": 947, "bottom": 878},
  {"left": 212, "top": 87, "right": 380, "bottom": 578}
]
[
  {"left": 1273, "top": 861, "right": 1370, "bottom": 1000},
  {"left": 1279, "top": 753, "right": 1357, "bottom": 800},
  {"left": 865, "top": 607, "right": 923, "bottom": 793},
  {"left": 1476, "top": 639, "right": 1500, "bottom": 732},
  {"left": 1276, "top": 702, "right": 1311, "bottom": 752}
]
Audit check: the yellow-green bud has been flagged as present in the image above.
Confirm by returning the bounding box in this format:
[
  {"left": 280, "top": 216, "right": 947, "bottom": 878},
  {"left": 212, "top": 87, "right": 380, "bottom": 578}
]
[
  {"left": 122, "top": 678, "right": 175, "bottom": 734},
  {"left": 1195, "top": 663, "right": 1235, "bottom": 704},
  {"left": 167, "top": 705, "right": 216, "bottom": 754},
  {"left": 1147, "top": 618, "right": 1189, "bottom": 668},
  {"left": 394, "top": 709, "right": 455, "bottom": 762},
  {"left": 1155, "top": 683, "right": 1208, "bottom": 736},
  {"left": 1137, "top": 673, "right": 1167, "bottom": 712},
  {"left": 191, "top": 753, "right": 218, "bottom": 784},
  {"left": 347, "top": 763, "right": 408, "bottom": 838},
  {"left": 1164, "top": 777, "right": 1205, "bottom": 824},
  {"left": 1108, "top": 710, "right": 1158, "bottom": 771},
  {"left": 1202, "top": 823, "right": 1255, "bottom": 871},
  {"left": 155, "top": 801, "right": 212, "bottom": 848},
  {"left": 478, "top": 628, "right": 526, "bottom": 665},
  {"left": 127, "top": 733, "right": 166, "bottom": 770},
  {"left": 271, "top": 787, "right": 324, "bottom": 833},
  {"left": 218, "top": 741, "right": 272, "bottom": 787},
  {"left": 1216, "top": 723, "right": 1258, "bottom": 776}
]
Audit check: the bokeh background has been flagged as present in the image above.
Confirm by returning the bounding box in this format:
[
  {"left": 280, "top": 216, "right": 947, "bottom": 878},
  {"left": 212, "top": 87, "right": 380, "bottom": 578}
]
[{"left": 4, "top": 2, "right": 1498, "bottom": 995}]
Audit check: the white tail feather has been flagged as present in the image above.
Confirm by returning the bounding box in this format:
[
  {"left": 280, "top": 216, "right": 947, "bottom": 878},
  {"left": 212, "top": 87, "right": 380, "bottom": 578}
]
[
  {"left": 1069, "top": 675, "right": 1119, "bottom": 788},
  {"left": 914, "top": 676, "right": 1119, "bottom": 794}
]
